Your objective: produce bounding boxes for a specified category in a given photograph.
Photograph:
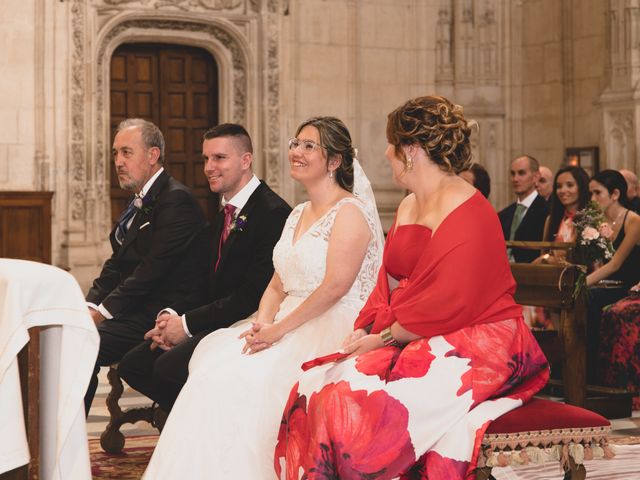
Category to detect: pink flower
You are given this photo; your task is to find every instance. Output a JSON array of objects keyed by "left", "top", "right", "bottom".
[
  {"left": 582, "top": 226, "right": 599, "bottom": 241},
  {"left": 598, "top": 222, "right": 613, "bottom": 240}
]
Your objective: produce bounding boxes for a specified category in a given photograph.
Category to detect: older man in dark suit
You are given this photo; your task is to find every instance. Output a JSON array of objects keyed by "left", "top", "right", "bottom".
[
  {"left": 498, "top": 155, "right": 549, "bottom": 263},
  {"left": 118, "top": 124, "right": 291, "bottom": 411},
  {"left": 84, "top": 118, "right": 209, "bottom": 413}
]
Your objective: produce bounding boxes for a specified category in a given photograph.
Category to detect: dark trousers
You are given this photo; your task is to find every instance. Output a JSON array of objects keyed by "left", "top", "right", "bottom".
[
  {"left": 85, "top": 317, "right": 151, "bottom": 415},
  {"left": 118, "top": 330, "right": 210, "bottom": 411}
]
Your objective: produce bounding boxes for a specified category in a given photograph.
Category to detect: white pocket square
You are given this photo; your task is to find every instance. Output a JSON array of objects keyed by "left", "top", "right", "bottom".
[{"left": 139, "top": 221, "right": 151, "bottom": 230}]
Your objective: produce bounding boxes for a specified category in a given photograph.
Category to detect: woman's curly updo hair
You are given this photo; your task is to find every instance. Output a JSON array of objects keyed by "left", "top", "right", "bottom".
[
  {"left": 295, "top": 116, "right": 355, "bottom": 192},
  {"left": 386, "top": 95, "right": 473, "bottom": 174}
]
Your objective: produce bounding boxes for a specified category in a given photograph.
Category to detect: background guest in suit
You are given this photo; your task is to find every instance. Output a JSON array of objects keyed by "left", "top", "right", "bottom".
[
  {"left": 84, "top": 118, "right": 209, "bottom": 413},
  {"left": 537, "top": 165, "right": 554, "bottom": 201},
  {"left": 459, "top": 162, "right": 491, "bottom": 199},
  {"left": 620, "top": 168, "right": 640, "bottom": 213},
  {"left": 499, "top": 155, "right": 549, "bottom": 262},
  {"left": 118, "top": 123, "right": 291, "bottom": 411}
]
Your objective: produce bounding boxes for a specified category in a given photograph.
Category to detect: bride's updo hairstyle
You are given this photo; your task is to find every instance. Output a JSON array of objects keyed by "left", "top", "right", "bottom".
[
  {"left": 295, "top": 116, "right": 355, "bottom": 192},
  {"left": 386, "top": 95, "right": 473, "bottom": 174}
]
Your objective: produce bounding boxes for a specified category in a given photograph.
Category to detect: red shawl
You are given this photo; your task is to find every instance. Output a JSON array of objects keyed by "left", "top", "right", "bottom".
[{"left": 354, "top": 192, "right": 522, "bottom": 337}]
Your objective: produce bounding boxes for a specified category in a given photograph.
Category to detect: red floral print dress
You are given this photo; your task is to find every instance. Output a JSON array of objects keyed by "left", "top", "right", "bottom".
[
  {"left": 598, "top": 293, "right": 640, "bottom": 410},
  {"left": 275, "top": 192, "right": 549, "bottom": 480}
]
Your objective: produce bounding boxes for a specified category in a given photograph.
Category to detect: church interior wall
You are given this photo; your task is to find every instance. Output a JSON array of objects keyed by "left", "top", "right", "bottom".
[
  {"left": 0, "top": 0, "right": 631, "bottom": 290},
  {"left": 518, "top": 0, "right": 607, "bottom": 174},
  {"left": 284, "top": 0, "right": 437, "bottom": 227},
  {"left": 0, "top": 0, "right": 37, "bottom": 190}
]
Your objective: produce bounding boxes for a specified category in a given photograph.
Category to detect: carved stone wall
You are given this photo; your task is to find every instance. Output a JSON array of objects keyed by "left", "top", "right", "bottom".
[
  {"left": 434, "top": 0, "right": 506, "bottom": 207},
  {"left": 0, "top": 0, "right": 621, "bottom": 287},
  {"left": 58, "top": 0, "right": 286, "bottom": 288},
  {"left": 600, "top": 0, "right": 640, "bottom": 173}
]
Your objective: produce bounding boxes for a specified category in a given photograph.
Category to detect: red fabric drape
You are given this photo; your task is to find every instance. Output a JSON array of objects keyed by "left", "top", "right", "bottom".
[{"left": 354, "top": 192, "right": 522, "bottom": 336}]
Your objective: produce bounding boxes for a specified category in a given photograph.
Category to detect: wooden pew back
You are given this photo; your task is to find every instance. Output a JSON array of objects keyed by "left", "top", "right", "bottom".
[{"left": 506, "top": 241, "right": 587, "bottom": 407}]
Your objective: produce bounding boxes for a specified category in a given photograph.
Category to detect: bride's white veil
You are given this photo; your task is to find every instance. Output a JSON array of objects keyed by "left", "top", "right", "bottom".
[{"left": 352, "top": 154, "right": 385, "bottom": 268}]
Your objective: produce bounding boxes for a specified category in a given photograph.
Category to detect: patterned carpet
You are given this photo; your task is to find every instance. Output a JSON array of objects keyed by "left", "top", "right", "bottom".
[
  {"left": 90, "top": 435, "right": 158, "bottom": 480},
  {"left": 89, "top": 436, "right": 640, "bottom": 479}
]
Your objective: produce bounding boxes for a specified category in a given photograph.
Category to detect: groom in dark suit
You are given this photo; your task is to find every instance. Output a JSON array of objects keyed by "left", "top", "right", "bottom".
[
  {"left": 84, "top": 118, "right": 209, "bottom": 413},
  {"left": 498, "top": 155, "right": 549, "bottom": 263},
  {"left": 118, "top": 123, "right": 291, "bottom": 411}
]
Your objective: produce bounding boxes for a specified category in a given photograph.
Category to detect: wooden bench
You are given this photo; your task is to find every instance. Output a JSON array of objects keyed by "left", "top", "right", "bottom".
[
  {"left": 99, "top": 364, "right": 166, "bottom": 454},
  {"left": 506, "top": 241, "right": 632, "bottom": 416},
  {"left": 510, "top": 261, "right": 586, "bottom": 406},
  {"left": 475, "top": 248, "right": 616, "bottom": 479}
]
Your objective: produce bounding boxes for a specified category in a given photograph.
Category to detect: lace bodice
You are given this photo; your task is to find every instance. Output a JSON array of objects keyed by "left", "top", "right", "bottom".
[{"left": 273, "top": 197, "right": 382, "bottom": 311}]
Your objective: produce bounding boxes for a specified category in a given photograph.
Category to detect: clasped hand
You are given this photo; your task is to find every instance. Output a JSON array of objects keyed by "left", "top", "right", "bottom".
[
  {"left": 238, "top": 322, "right": 283, "bottom": 354},
  {"left": 144, "top": 313, "right": 187, "bottom": 351},
  {"left": 340, "top": 328, "right": 384, "bottom": 357}
]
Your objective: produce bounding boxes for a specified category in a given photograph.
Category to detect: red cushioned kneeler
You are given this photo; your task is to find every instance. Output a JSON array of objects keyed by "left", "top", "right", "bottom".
[
  {"left": 486, "top": 398, "right": 610, "bottom": 434},
  {"left": 476, "top": 398, "right": 613, "bottom": 480}
]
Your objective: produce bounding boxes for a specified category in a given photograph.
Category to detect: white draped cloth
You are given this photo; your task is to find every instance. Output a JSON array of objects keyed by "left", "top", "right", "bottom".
[{"left": 0, "top": 259, "right": 99, "bottom": 480}]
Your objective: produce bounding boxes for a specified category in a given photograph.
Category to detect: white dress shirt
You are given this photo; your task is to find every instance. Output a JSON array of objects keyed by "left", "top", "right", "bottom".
[{"left": 516, "top": 189, "right": 539, "bottom": 215}]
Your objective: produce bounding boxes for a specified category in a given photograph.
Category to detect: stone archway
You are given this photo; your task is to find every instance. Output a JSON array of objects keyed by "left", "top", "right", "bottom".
[{"left": 64, "top": 1, "right": 286, "bottom": 288}]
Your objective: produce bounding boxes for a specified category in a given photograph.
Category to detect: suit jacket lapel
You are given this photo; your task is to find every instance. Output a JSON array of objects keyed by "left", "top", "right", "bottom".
[
  {"left": 210, "top": 211, "right": 225, "bottom": 270},
  {"left": 504, "top": 204, "right": 515, "bottom": 237},
  {"left": 119, "top": 170, "right": 169, "bottom": 252},
  {"left": 517, "top": 196, "right": 540, "bottom": 234},
  {"left": 215, "top": 183, "right": 265, "bottom": 275},
  {"left": 120, "top": 210, "right": 145, "bottom": 251}
]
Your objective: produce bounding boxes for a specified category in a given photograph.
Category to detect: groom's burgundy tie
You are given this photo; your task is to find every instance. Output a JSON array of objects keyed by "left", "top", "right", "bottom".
[{"left": 215, "top": 204, "right": 236, "bottom": 271}]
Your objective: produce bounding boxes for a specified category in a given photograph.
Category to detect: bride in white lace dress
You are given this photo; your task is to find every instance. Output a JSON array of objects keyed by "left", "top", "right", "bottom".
[{"left": 143, "top": 117, "right": 384, "bottom": 479}]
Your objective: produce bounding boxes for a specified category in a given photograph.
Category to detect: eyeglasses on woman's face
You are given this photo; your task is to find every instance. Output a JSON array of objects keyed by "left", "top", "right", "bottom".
[{"left": 288, "top": 138, "right": 325, "bottom": 154}]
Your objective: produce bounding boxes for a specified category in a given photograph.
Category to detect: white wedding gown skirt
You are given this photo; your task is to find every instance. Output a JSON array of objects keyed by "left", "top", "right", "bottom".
[
  {"left": 143, "top": 198, "right": 383, "bottom": 479},
  {"left": 143, "top": 295, "right": 359, "bottom": 479}
]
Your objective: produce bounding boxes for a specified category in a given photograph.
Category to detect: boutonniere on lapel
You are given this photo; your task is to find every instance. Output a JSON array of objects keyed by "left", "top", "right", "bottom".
[
  {"left": 133, "top": 194, "right": 154, "bottom": 215},
  {"left": 229, "top": 215, "right": 248, "bottom": 234}
]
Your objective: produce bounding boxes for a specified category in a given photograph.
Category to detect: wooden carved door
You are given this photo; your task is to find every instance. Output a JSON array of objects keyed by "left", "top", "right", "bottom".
[{"left": 109, "top": 43, "right": 219, "bottom": 223}]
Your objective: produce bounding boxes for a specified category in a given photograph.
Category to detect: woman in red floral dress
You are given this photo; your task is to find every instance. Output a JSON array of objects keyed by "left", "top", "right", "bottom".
[
  {"left": 598, "top": 282, "right": 640, "bottom": 410},
  {"left": 274, "top": 96, "right": 550, "bottom": 480}
]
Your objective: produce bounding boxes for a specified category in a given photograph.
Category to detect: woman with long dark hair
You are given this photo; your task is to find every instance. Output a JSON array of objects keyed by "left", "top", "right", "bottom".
[
  {"left": 586, "top": 169, "right": 640, "bottom": 288},
  {"left": 585, "top": 169, "right": 640, "bottom": 382},
  {"left": 534, "top": 165, "right": 590, "bottom": 264}
]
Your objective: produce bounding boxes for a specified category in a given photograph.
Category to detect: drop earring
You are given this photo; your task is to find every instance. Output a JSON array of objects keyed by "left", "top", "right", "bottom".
[
  {"left": 406, "top": 156, "right": 413, "bottom": 170},
  {"left": 329, "top": 170, "right": 333, "bottom": 178}
]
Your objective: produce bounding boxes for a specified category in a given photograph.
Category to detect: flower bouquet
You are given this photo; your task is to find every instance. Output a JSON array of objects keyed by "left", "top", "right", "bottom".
[{"left": 572, "top": 201, "right": 615, "bottom": 297}]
